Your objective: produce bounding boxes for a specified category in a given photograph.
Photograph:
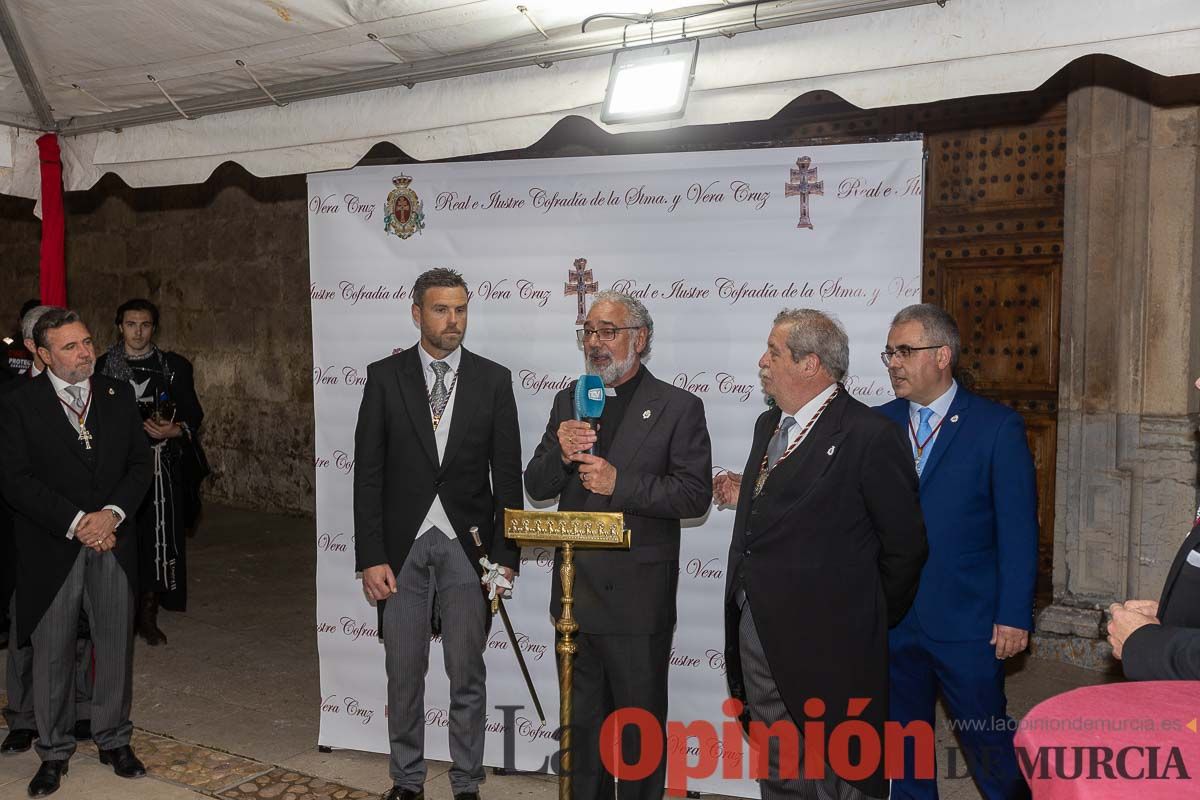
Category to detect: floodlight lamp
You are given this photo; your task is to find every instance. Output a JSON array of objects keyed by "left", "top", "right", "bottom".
[{"left": 600, "top": 39, "right": 698, "bottom": 124}]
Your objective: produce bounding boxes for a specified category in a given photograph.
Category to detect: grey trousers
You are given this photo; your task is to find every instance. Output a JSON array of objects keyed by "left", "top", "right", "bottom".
[
  {"left": 383, "top": 529, "right": 487, "bottom": 793},
  {"left": 3, "top": 595, "right": 93, "bottom": 731},
  {"left": 738, "top": 595, "right": 869, "bottom": 800},
  {"left": 32, "top": 547, "right": 134, "bottom": 761}
]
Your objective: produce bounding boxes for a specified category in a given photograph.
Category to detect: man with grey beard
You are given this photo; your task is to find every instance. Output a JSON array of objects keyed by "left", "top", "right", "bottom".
[{"left": 525, "top": 291, "right": 712, "bottom": 800}]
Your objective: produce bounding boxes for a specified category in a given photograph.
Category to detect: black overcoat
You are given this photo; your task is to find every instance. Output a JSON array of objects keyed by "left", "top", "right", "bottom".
[
  {"left": 723, "top": 387, "right": 927, "bottom": 798},
  {"left": 1124, "top": 522, "right": 1200, "bottom": 680},
  {"left": 0, "top": 373, "right": 152, "bottom": 643}
]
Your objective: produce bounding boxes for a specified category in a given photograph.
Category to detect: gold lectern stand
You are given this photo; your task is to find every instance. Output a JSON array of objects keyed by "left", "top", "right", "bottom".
[{"left": 505, "top": 509, "right": 631, "bottom": 800}]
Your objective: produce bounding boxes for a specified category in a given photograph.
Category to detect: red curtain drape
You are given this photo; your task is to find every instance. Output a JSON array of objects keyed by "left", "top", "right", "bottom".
[{"left": 36, "top": 133, "right": 66, "bottom": 306}]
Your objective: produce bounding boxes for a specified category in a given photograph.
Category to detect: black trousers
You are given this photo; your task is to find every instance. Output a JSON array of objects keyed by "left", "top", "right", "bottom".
[
  {"left": 563, "top": 630, "right": 672, "bottom": 800},
  {"left": 0, "top": 507, "right": 14, "bottom": 632}
]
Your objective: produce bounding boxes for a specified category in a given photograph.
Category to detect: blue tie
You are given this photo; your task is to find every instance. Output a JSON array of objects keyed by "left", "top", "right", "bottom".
[{"left": 915, "top": 407, "right": 935, "bottom": 476}]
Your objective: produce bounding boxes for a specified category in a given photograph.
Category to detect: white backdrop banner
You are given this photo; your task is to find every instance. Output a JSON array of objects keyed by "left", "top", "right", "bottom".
[{"left": 308, "top": 139, "right": 923, "bottom": 797}]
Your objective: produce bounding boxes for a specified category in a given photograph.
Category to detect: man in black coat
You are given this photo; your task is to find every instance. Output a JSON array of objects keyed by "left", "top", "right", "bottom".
[
  {"left": 2, "top": 304, "right": 97, "bottom": 758},
  {"left": 96, "top": 298, "right": 205, "bottom": 645},
  {"left": 0, "top": 309, "right": 152, "bottom": 796},
  {"left": 1109, "top": 524, "right": 1200, "bottom": 680},
  {"left": 718, "top": 309, "right": 927, "bottom": 800},
  {"left": 354, "top": 268, "right": 523, "bottom": 800},
  {"left": 1107, "top": 378, "right": 1200, "bottom": 680},
  {"left": 525, "top": 291, "right": 713, "bottom": 800}
]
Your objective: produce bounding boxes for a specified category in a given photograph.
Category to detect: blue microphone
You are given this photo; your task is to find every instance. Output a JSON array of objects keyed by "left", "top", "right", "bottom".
[{"left": 573, "top": 374, "right": 606, "bottom": 455}]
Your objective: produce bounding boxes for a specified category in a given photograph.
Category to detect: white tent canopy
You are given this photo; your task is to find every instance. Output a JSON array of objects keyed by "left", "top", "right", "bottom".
[{"left": 1, "top": 0, "right": 1199, "bottom": 201}]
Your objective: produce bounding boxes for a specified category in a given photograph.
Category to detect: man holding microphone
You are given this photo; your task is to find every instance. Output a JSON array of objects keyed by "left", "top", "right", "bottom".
[{"left": 525, "top": 290, "right": 712, "bottom": 800}]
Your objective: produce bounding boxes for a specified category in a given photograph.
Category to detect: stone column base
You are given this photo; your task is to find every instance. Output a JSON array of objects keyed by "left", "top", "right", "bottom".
[{"left": 1031, "top": 603, "right": 1113, "bottom": 671}]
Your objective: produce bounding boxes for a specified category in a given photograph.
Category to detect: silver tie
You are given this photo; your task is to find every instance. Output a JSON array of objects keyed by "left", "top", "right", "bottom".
[
  {"left": 766, "top": 416, "right": 797, "bottom": 469},
  {"left": 430, "top": 361, "right": 451, "bottom": 421},
  {"left": 64, "top": 385, "right": 86, "bottom": 412}
]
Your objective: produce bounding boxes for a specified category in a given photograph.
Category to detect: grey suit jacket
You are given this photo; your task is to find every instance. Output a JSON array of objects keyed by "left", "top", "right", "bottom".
[{"left": 524, "top": 368, "right": 712, "bottom": 635}]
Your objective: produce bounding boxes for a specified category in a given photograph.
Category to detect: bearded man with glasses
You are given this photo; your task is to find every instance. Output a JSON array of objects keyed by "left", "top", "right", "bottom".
[
  {"left": 876, "top": 303, "right": 1038, "bottom": 800},
  {"left": 525, "top": 290, "right": 712, "bottom": 800}
]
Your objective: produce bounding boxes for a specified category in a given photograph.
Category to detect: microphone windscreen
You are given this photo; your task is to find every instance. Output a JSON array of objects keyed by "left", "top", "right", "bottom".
[{"left": 574, "top": 373, "right": 606, "bottom": 420}]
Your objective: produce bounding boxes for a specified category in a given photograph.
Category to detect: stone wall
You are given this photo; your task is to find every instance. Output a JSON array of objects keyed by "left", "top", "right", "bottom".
[
  {"left": 1034, "top": 59, "right": 1200, "bottom": 668},
  {"left": 0, "top": 193, "right": 40, "bottom": 311}
]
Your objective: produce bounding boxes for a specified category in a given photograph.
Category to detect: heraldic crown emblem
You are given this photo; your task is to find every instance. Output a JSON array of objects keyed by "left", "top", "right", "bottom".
[{"left": 385, "top": 174, "right": 426, "bottom": 239}]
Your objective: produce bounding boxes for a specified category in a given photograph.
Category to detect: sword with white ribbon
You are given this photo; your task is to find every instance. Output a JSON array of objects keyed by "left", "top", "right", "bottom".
[{"left": 470, "top": 526, "right": 546, "bottom": 722}]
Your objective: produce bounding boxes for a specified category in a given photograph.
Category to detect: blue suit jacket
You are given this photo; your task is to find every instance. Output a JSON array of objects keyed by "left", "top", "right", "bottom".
[{"left": 877, "top": 387, "right": 1038, "bottom": 641}]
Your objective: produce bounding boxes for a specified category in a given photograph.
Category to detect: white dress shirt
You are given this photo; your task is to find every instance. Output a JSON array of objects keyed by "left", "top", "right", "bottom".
[
  {"left": 46, "top": 368, "right": 126, "bottom": 539},
  {"left": 907, "top": 380, "right": 958, "bottom": 459},
  {"left": 779, "top": 382, "right": 839, "bottom": 450},
  {"left": 416, "top": 344, "right": 461, "bottom": 541}
]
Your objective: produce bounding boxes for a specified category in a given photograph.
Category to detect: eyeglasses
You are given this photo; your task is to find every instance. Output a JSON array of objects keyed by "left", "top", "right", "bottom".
[
  {"left": 576, "top": 326, "right": 641, "bottom": 344},
  {"left": 880, "top": 345, "right": 945, "bottom": 366}
]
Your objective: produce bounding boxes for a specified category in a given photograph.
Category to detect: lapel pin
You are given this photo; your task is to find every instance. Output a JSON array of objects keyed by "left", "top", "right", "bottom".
[
  {"left": 950, "top": 414, "right": 959, "bottom": 423},
  {"left": 108, "top": 388, "right": 115, "bottom": 396},
  {"left": 642, "top": 410, "right": 651, "bottom": 420},
  {"left": 826, "top": 445, "right": 836, "bottom": 456}
]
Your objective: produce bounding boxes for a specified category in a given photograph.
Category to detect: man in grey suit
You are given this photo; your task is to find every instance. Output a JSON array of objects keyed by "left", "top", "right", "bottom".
[
  {"left": 525, "top": 291, "right": 713, "bottom": 800},
  {"left": 0, "top": 309, "right": 152, "bottom": 797},
  {"left": 354, "top": 268, "right": 523, "bottom": 800}
]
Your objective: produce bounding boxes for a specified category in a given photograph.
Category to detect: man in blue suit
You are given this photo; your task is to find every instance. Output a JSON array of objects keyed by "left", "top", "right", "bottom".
[{"left": 876, "top": 304, "right": 1037, "bottom": 800}]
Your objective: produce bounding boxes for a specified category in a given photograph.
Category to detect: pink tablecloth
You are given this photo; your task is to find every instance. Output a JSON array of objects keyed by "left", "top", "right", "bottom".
[{"left": 1014, "top": 681, "right": 1200, "bottom": 799}]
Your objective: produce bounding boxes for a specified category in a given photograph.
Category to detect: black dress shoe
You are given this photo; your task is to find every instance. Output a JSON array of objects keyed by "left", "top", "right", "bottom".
[
  {"left": 97, "top": 745, "right": 146, "bottom": 778},
  {"left": 27, "top": 759, "right": 68, "bottom": 797},
  {"left": 381, "top": 788, "right": 424, "bottom": 800},
  {"left": 453, "top": 793, "right": 480, "bottom": 800},
  {"left": 1, "top": 728, "right": 37, "bottom": 754},
  {"left": 73, "top": 719, "right": 92, "bottom": 741}
]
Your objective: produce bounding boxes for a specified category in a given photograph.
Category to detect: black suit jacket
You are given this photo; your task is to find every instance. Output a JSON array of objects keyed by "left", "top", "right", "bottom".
[
  {"left": 524, "top": 368, "right": 712, "bottom": 635},
  {"left": 1124, "top": 522, "right": 1200, "bottom": 680},
  {"left": 353, "top": 346, "right": 523, "bottom": 581},
  {"left": 0, "top": 372, "right": 153, "bottom": 643},
  {"left": 0, "top": 372, "right": 23, "bottom": 616},
  {"left": 722, "top": 387, "right": 927, "bottom": 799}
]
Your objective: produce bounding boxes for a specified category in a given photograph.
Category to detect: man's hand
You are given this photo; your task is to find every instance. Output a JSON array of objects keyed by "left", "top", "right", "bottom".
[
  {"left": 1107, "top": 603, "right": 1160, "bottom": 660},
  {"left": 144, "top": 419, "right": 183, "bottom": 440},
  {"left": 991, "top": 624, "right": 1029, "bottom": 659},
  {"left": 557, "top": 420, "right": 597, "bottom": 465},
  {"left": 362, "top": 564, "right": 397, "bottom": 602},
  {"left": 481, "top": 564, "right": 516, "bottom": 600},
  {"left": 713, "top": 472, "right": 742, "bottom": 507},
  {"left": 571, "top": 453, "right": 617, "bottom": 495},
  {"left": 76, "top": 511, "right": 118, "bottom": 552},
  {"left": 1122, "top": 599, "right": 1159, "bottom": 619}
]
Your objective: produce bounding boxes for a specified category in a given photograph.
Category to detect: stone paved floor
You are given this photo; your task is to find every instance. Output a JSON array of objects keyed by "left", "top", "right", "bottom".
[{"left": 1, "top": 504, "right": 1120, "bottom": 799}]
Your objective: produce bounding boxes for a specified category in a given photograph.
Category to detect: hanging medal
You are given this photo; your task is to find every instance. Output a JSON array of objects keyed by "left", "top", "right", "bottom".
[
  {"left": 58, "top": 383, "right": 95, "bottom": 450},
  {"left": 908, "top": 414, "right": 946, "bottom": 470},
  {"left": 752, "top": 389, "right": 839, "bottom": 497}
]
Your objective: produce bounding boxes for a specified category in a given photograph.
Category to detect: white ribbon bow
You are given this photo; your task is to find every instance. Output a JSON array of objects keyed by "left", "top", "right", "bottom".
[{"left": 479, "top": 556, "right": 513, "bottom": 600}]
